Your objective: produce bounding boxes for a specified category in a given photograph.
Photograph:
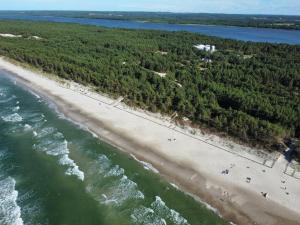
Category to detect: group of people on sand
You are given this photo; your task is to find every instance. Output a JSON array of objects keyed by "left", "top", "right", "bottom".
[
  {"left": 168, "top": 138, "right": 176, "bottom": 142},
  {"left": 220, "top": 163, "right": 291, "bottom": 199}
]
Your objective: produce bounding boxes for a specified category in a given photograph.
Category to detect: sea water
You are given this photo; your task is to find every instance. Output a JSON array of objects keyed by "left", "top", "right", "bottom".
[
  {"left": 0, "top": 70, "right": 228, "bottom": 225},
  {"left": 0, "top": 15, "right": 300, "bottom": 44}
]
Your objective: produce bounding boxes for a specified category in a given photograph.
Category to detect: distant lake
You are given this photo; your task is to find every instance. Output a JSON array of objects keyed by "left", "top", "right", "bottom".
[{"left": 1, "top": 14, "right": 300, "bottom": 44}]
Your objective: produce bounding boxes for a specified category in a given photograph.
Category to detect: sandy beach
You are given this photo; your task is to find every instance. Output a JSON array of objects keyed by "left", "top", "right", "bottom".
[{"left": 0, "top": 57, "right": 300, "bottom": 225}]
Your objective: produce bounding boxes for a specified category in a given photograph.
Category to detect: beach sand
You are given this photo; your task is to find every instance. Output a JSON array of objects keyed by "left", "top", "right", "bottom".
[{"left": 1, "top": 57, "right": 300, "bottom": 225}]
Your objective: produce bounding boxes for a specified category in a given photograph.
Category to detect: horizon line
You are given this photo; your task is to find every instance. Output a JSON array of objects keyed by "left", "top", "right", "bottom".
[{"left": 0, "top": 10, "right": 299, "bottom": 17}]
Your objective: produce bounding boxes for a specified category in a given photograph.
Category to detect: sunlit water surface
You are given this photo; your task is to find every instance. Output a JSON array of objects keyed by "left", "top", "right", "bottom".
[{"left": 0, "top": 71, "right": 228, "bottom": 225}]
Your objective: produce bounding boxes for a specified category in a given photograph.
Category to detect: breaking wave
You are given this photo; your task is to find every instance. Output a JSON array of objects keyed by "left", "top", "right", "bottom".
[
  {"left": 86, "top": 154, "right": 144, "bottom": 206},
  {"left": 106, "top": 175, "right": 145, "bottom": 205},
  {"left": 59, "top": 154, "right": 84, "bottom": 181},
  {"left": 0, "top": 177, "right": 24, "bottom": 225},
  {"left": 24, "top": 124, "right": 32, "bottom": 131},
  {"left": 22, "top": 112, "right": 46, "bottom": 129},
  {"left": 28, "top": 90, "right": 41, "bottom": 99},
  {"left": 0, "top": 88, "right": 7, "bottom": 98},
  {"left": 131, "top": 206, "right": 167, "bottom": 225},
  {"left": 17, "top": 188, "right": 48, "bottom": 225},
  {"left": 12, "top": 106, "right": 20, "bottom": 112},
  {"left": 0, "top": 95, "right": 16, "bottom": 104},
  {"left": 85, "top": 154, "right": 190, "bottom": 224},
  {"left": 130, "top": 154, "right": 159, "bottom": 174},
  {"left": 1, "top": 113, "right": 23, "bottom": 123},
  {"left": 33, "top": 127, "right": 84, "bottom": 181},
  {"left": 131, "top": 196, "right": 190, "bottom": 225},
  {"left": 151, "top": 196, "right": 190, "bottom": 225}
]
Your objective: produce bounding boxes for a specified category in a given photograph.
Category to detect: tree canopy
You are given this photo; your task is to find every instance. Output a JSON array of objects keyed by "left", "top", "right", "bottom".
[{"left": 0, "top": 20, "right": 299, "bottom": 151}]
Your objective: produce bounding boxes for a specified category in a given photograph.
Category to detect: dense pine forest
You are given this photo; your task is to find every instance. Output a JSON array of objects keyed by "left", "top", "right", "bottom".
[{"left": 0, "top": 20, "right": 299, "bottom": 153}]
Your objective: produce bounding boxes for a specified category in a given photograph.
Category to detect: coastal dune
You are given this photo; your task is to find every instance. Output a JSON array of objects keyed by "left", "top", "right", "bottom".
[{"left": 0, "top": 57, "right": 299, "bottom": 225}]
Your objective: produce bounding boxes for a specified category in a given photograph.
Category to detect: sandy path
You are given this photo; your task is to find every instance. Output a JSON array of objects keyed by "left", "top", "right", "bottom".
[{"left": 0, "top": 57, "right": 300, "bottom": 225}]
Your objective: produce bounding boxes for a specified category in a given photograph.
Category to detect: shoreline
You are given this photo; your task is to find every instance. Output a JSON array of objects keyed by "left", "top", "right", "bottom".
[{"left": 1, "top": 57, "right": 300, "bottom": 225}]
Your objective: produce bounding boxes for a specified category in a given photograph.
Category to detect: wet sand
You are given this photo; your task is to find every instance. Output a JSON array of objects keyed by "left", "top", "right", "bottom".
[{"left": 1, "top": 57, "right": 300, "bottom": 225}]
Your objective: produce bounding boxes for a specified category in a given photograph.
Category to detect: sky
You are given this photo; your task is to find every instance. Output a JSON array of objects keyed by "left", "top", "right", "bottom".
[{"left": 0, "top": 0, "right": 299, "bottom": 15}]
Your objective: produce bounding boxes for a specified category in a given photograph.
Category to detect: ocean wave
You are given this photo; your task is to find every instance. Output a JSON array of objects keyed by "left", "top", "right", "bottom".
[
  {"left": 35, "top": 138, "right": 69, "bottom": 156},
  {"left": 198, "top": 198, "right": 220, "bottom": 216},
  {"left": 23, "top": 112, "right": 45, "bottom": 123},
  {"left": 96, "top": 155, "right": 112, "bottom": 172},
  {"left": 151, "top": 196, "right": 190, "bottom": 225},
  {"left": 0, "top": 177, "right": 24, "bottom": 225},
  {"left": 105, "top": 165, "right": 125, "bottom": 177},
  {"left": 0, "top": 148, "right": 13, "bottom": 176},
  {"left": 131, "top": 206, "right": 167, "bottom": 225},
  {"left": 170, "top": 183, "right": 179, "bottom": 190},
  {"left": 100, "top": 175, "right": 145, "bottom": 206},
  {"left": 130, "top": 154, "right": 159, "bottom": 174},
  {"left": 24, "top": 124, "right": 32, "bottom": 131},
  {"left": 17, "top": 188, "right": 48, "bottom": 225},
  {"left": 86, "top": 154, "right": 144, "bottom": 206},
  {"left": 86, "top": 154, "right": 117, "bottom": 177},
  {"left": 35, "top": 127, "right": 56, "bottom": 138},
  {"left": 1, "top": 113, "right": 23, "bottom": 123},
  {"left": 12, "top": 106, "right": 20, "bottom": 112},
  {"left": 28, "top": 91, "right": 41, "bottom": 99},
  {"left": 0, "top": 148, "right": 8, "bottom": 160},
  {"left": 59, "top": 154, "right": 85, "bottom": 181},
  {"left": 0, "top": 95, "right": 16, "bottom": 104},
  {"left": 0, "top": 88, "right": 6, "bottom": 98},
  {"left": 33, "top": 127, "right": 84, "bottom": 181}
]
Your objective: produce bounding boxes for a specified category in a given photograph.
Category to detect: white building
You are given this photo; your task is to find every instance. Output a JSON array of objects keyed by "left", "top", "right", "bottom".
[
  {"left": 194, "top": 44, "right": 216, "bottom": 53},
  {"left": 211, "top": 45, "right": 216, "bottom": 52}
]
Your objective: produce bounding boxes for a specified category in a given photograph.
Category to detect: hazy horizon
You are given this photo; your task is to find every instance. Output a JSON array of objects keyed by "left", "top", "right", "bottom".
[
  {"left": 0, "top": 0, "right": 299, "bottom": 16},
  {"left": 0, "top": 10, "right": 299, "bottom": 17}
]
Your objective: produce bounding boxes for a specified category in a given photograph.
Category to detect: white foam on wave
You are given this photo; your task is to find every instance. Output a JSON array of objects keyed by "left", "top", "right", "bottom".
[
  {"left": 29, "top": 91, "right": 41, "bottom": 99},
  {"left": 0, "top": 177, "right": 24, "bottom": 225},
  {"left": 0, "top": 91, "right": 5, "bottom": 97},
  {"left": 151, "top": 196, "right": 190, "bottom": 225},
  {"left": 59, "top": 155, "right": 84, "bottom": 181},
  {"left": 0, "top": 151, "right": 6, "bottom": 160},
  {"left": 142, "top": 162, "right": 159, "bottom": 174},
  {"left": 17, "top": 187, "right": 48, "bottom": 225},
  {"left": 0, "top": 95, "right": 16, "bottom": 103},
  {"left": 131, "top": 206, "right": 167, "bottom": 225},
  {"left": 100, "top": 174, "right": 145, "bottom": 206},
  {"left": 30, "top": 115, "right": 47, "bottom": 129},
  {"left": 198, "top": 199, "right": 220, "bottom": 215},
  {"left": 1, "top": 113, "right": 23, "bottom": 123},
  {"left": 170, "top": 183, "right": 179, "bottom": 190},
  {"left": 96, "top": 155, "right": 111, "bottom": 172},
  {"left": 12, "top": 106, "right": 20, "bottom": 112},
  {"left": 24, "top": 124, "right": 32, "bottom": 131},
  {"left": 101, "top": 193, "right": 119, "bottom": 205},
  {"left": 35, "top": 127, "right": 56, "bottom": 138},
  {"left": 24, "top": 112, "right": 45, "bottom": 121},
  {"left": 98, "top": 175, "right": 145, "bottom": 206},
  {"left": 86, "top": 154, "right": 144, "bottom": 206},
  {"left": 130, "top": 154, "right": 159, "bottom": 174},
  {"left": 35, "top": 138, "right": 69, "bottom": 156},
  {"left": 34, "top": 127, "right": 84, "bottom": 181},
  {"left": 105, "top": 165, "right": 125, "bottom": 178}
]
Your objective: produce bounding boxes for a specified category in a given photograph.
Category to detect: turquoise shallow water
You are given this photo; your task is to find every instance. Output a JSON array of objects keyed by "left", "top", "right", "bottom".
[{"left": 0, "top": 71, "right": 228, "bottom": 225}]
